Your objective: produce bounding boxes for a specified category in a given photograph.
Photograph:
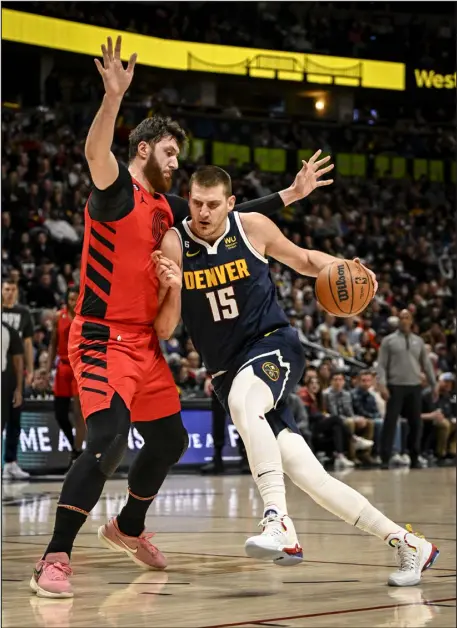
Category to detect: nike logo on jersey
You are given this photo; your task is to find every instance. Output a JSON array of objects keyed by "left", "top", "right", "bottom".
[
  {"left": 186, "top": 250, "right": 201, "bottom": 258},
  {"left": 184, "top": 258, "right": 250, "bottom": 290}
]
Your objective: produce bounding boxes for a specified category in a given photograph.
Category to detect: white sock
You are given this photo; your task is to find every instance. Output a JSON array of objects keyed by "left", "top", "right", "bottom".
[
  {"left": 228, "top": 367, "right": 287, "bottom": 513},
  {"left": 277, "top": 430, "right": 405, "bottom": 543},
  {"left": 355, "top": 504, "right": 406, "bottom": 543}
]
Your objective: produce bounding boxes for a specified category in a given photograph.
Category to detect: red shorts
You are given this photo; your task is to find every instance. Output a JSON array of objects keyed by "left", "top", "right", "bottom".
[
  {"left": 68, "top": 316, "right": 180, "bottom": 422},
  {"left": 53, "top": 360, "right": 78, "bottom": 398}
]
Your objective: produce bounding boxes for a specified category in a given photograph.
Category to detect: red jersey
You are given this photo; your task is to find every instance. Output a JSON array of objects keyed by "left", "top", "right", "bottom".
[
  {"left": 56, "top": 307, "right": 73, "bottom": 360},
  {"left": 75, "top": 163, "right": 175, "bottom": 327}
]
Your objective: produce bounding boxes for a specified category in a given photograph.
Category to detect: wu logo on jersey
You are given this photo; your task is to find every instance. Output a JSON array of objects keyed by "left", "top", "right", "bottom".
[
  {"left": 262, "top": 362, "right": 280, "bottom": 382},
  {"left": 224, "top": 235, "right": 237, "bottom": 250}
]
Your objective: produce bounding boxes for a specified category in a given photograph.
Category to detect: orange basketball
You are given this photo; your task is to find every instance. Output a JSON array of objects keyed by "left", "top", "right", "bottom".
[{"left": 315, "top": 259, "right": 374, "bottom": 317}]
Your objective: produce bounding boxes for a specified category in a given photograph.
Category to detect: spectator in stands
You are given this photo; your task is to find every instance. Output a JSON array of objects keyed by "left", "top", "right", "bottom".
[
  {"left": 421, "top": 372, "right": 456, "bottom": 465},
  {"left": 299, "top": 375, "right": 354, "bottom": 469},
  {"left": 378, "top": 309, "right": 438, "bottom": 469},
  {"left": 336, "top": 331, "right": 355, "bottom": 359},
  {"left": 33, "top": 231, "right": 55, "bottom": 264},
  {"left": 27, "top": 273, "right": 57, "bottom": 309},
  {"left": 351, "top": 371, "right": 385, "bottom": 466},
  {"left": 317, "top": 360, "right": 332, "bottom": 391},
  {"left": 316, "top": 313, "right": 338, "bottom": 348},
  {"left": 324, "top": 371, "right": 374, "bottom": 463}
]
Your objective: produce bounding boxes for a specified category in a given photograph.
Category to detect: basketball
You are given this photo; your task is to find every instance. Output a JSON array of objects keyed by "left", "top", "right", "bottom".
[{"left": 315, "top": 259, "right": 375, "bottom": 317}]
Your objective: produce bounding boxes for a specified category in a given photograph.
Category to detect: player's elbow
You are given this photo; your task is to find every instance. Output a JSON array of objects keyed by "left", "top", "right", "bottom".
[{"left": 154, "top": 322, "right": 174, "bottom": 341}]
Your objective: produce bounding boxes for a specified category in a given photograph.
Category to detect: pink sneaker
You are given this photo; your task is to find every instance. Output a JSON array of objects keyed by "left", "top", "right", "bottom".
[
  {"left": 30, "top": 552, "right": 73, "bottom": 598},
  {"left": 98, "top": 518, "right": 167, "bottom": 570}
]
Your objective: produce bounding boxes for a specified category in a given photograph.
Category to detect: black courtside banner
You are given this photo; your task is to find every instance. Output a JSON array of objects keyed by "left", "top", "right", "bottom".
[{"left": 9, "top": 399, "right": 241, "bottom": 474}]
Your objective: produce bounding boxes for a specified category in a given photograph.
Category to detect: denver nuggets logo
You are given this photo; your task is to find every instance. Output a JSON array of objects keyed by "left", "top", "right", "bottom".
[{"left": 262, "top": 362, "right": 280, "bottom": 382}]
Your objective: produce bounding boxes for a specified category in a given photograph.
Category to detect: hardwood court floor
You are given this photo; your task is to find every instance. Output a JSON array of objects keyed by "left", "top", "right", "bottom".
[{"left": 2, "top": 468, "right": 456, "bottom": 627}]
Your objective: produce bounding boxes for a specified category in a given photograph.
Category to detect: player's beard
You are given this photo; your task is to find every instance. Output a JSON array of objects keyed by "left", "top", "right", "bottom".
[{"left": 143, "top": 151, "right": 172, "bottom": 193}]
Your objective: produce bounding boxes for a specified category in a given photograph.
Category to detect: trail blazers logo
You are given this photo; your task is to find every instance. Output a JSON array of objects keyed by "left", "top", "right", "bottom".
[{"left": 262, "top": 362, "right": 280, "bottom": 382}]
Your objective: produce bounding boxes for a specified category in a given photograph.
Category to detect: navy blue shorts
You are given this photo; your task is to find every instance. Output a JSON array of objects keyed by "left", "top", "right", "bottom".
[{"left": 212, "top": 326, "right": 306, "bottom": 437}]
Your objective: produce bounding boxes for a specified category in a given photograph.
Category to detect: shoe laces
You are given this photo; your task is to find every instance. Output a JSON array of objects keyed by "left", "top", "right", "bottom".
[
  {"left": 42, "top": 561, "right": 73, "bottom": 580},
  {"left": 258, "top": 513, "right": 286, "bottom": 536},
  {"left": 396, "top": 524, "right": 422, "bottom": 572},
  {"left": 139, "top": 531, "right": 158, "bottom": 553}
]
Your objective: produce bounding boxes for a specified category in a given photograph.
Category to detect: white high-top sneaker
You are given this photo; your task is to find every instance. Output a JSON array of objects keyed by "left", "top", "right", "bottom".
[
  {"left": 3, "top": 461, "right": 30, "bottom": 480},
  {"left": 386, "top": 525, "right": 439, "bottom": 586},
  {"left": 244, "top": 508, "right": 303, "bottom": 567}
]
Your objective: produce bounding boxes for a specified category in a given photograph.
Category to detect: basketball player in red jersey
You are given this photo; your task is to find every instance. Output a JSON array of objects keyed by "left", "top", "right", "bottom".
[
  {"left": 46, "top": 288, "right": 85, "bottom": 464},
  {"left": 31, "top": 36, "right": 333, "bottom": 599}
]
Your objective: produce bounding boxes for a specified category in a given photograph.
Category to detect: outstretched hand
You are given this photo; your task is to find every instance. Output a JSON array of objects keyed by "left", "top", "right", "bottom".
[
  {"left": 94, "top": 36, "right": 137, "bottom": 100},
  {"left": 291, "top": 150, "right": 334, "bottom": 199}
]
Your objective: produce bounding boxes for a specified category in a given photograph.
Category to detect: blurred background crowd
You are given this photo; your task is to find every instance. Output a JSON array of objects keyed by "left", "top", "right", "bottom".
[
  {"left": 11, "top": 1, "right": 456, "bottom": 66},
  {"left": 2, "top": 1, "right": 455, "bottom": 471}
]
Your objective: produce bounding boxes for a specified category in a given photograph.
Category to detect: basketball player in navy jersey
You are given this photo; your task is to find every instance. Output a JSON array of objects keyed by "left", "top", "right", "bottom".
[{"left": 152, "top": 166, "right": 439, "bottom": 587}]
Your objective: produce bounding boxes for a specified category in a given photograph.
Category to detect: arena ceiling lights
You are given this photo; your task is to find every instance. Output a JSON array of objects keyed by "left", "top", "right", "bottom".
[{"left": 2, "top": 9, "right": 405, "bottom": 91}]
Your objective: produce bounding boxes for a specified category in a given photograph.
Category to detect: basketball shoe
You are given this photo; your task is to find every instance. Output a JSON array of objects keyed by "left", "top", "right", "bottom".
[
  {"left": 244, "top": 508, "right": 303, "bottom": 566},
  {"left": 98, "top": 517, "right": 167, "bottom": 570},
  {"left": 386, "top": 525, "right": 439, "bottom": 586},
  {"left": 30, "top": 552, "right": 73, "bottom": 598}
]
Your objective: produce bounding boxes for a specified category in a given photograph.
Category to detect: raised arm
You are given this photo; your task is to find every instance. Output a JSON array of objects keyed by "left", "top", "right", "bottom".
[
  {"left": 165, "top": 150, "right": 334, "bottom": 223},
  {"left": 151, "top": 230, "right": 183, "bottom": 340},
  {"left": 236, "top": 150, "right": 334, "bottom": 215},
  {"left": 85, "top": 36, "right": 137, "bottom": 191}
]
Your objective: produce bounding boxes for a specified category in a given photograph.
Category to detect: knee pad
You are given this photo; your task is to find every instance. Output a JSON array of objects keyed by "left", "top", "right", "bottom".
[
  {"left": 96, "top": 434, "right": 129, "bottom": 478},
  {"left": 86, "top": 392, "right": 130, "bottom": 478}
]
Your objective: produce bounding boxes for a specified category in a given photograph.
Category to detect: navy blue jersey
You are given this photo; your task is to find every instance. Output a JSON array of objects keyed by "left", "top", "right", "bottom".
[{"left": 173, "top": 211, "right": 289, "bottom": 374}]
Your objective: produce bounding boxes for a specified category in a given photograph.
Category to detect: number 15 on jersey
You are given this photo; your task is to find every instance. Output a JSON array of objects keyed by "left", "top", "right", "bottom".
[{"left": 206, "top": 287, "right": 239, "bottom": 322}]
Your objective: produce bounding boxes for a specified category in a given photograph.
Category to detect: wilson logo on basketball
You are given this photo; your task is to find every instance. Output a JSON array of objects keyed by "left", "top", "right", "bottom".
[
  {"left": 262, "top": 362, "right": 280, "bottom": 382},
  {"left": 336, "top": 264, "right": 349, "bottom": 302}
]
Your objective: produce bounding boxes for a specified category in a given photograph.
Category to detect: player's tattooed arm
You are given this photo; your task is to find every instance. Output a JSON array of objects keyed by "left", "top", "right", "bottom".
[
  {"left": 151, "top": 230, "right": 183, "bottom": 340},
  {"left": 235, "top": 150, "right": 334, "bottom": 216},
  {"left": 85, "top": 36, "right": 137, "bottom": 191}
]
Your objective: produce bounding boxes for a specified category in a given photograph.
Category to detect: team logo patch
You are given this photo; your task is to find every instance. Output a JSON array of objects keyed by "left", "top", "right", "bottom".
[
  {"left": 262, "top": 362, "right": 280, "bottom": 382},
  {"left": 224, "top": 235, "right": 237, "bottom": 250}
]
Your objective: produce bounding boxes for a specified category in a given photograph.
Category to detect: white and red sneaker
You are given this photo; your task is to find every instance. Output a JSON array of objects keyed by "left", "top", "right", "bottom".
[
  {"left": 387, "top": 524, "right": 439, "bottom": 586},
  {"left": 98, "top": 517, "right": 167, "bottom": 570},
  {"left": 245, "top": 508, "right": 303, "bottom": 567},
  {"left": 30, "top": 552, "right": 73, "bottom": 598}
]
